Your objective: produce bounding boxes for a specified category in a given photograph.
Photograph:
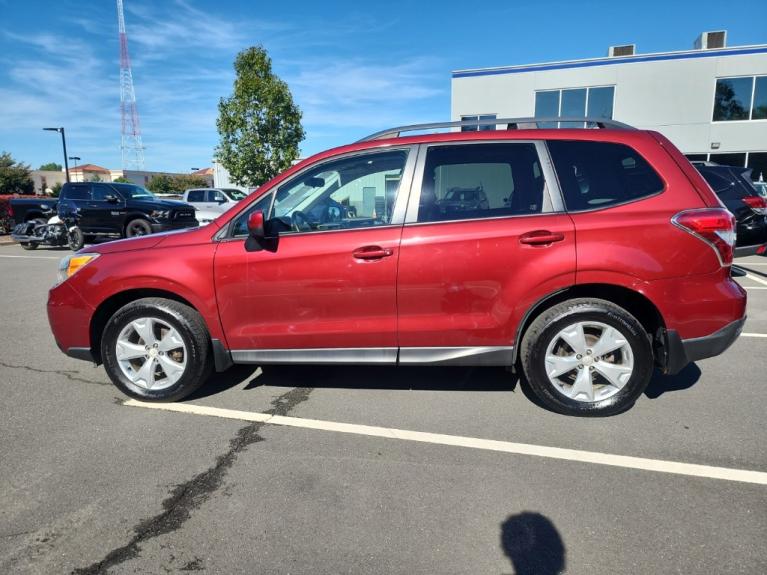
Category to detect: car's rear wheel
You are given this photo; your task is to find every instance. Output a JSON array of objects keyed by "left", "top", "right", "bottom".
[
  {"left": 101, "top": 298, "right": 212, "bottom": 402},
  {"left": 520, "top": 298, "right": 653, "bottom": 417},
  {"left": 125, "top": 219, "right": 152, "bottom": 238}
]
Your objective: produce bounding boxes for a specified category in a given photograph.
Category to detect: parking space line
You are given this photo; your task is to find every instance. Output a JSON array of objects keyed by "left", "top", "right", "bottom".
[
  {"left": 742, "top": 333, "right": 767, "bottom": 338},
  {"left": 0, "top": 254, "right": 60, "bottom": 260},
  {"left": 744, "top": 273, "right": 767, "bottom": 287},
  {"left": 743, "top": 287, "right": 767, "bottom": 290},
  {"left": 123, "top": 399, "right": 767, "bottom": 485}
]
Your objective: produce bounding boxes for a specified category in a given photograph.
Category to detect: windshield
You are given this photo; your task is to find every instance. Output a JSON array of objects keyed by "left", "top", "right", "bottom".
[
  {"left": 222, "top": 188, "right": 247, "bottom": 201},
  {"left": 113, "top": 184, "right": 156, "bottom": 200}
]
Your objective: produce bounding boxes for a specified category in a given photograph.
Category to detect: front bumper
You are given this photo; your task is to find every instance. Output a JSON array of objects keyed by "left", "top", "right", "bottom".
[{"left": 663, "top": 317, "right": 746, "bottom": 374}]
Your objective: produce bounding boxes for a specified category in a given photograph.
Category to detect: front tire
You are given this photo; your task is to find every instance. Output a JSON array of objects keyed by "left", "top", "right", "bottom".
[
  {"left": 520, "top": 298, "right": 653, "bottom": 417},
  {"left": 20, "top": 242, "right": 38, "bottom": 250},
  {"left": 125, "top": 218, "right": 152, "bottom": 238},
  {"left": 101, "top": 298, "right": 212, "bottom": 402},
  {"left": 68, "top": 227, "right": 85, "bottom": 251}
]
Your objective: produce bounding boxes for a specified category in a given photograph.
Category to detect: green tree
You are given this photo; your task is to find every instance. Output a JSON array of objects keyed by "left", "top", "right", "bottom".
[
  {"left": 91, "top": 174, "right": 102, "bottom": 182},
  {"left": 0, "top": 151, "right": 34, "bottom": 195},
  {"left": 39, "top": 162, "right": 62, "bottom": 171},
  {"left": 49, "top": 182, "right": 63, "bottom": 197},
  {"left": 112, "top": 176, "right": 132, "bottom": 183},
  {"left": 216, "top": 46, "right": 304, "bottom": 187},
  {"left": 173, "top": 174, "right": 209, "bottom": 191},
  {"left": 147, "top": 174, "right": 175, "bottom": 194}
]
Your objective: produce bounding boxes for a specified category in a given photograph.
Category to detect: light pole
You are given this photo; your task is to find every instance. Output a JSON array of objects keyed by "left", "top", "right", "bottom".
[
  {"left": 68, "top": 156, "right": 81, "bottom": 181},
  {"left": 43, "top": 127, "right": 70, "bottom": 183}
]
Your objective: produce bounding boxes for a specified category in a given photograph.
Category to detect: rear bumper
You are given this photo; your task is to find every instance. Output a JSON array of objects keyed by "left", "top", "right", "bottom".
[
  {"left": 734, "top": 243, "right": 767, "bottom": 257},
  {"left": 664, "top": 317, "right": 746, "bottom": 374}
]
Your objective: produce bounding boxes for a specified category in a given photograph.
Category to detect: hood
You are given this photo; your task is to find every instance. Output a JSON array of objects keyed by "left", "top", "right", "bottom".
[
  {"left": 130, "top": 199, "right": 194, "bottom": 210},
  {"left": 82, "top": 222, "right": 218, "bottom": 255}
]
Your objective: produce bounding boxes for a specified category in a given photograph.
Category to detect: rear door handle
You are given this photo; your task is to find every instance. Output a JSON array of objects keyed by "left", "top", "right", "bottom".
[
  {"left": 519, "top": 230, "right": 565, "bottom": 246},
  {"left": 352, "top": 245, "right": 394, "bottom": 260}
]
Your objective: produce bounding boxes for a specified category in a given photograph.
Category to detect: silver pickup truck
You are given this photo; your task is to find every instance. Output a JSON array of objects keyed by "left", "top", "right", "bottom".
[{"left": 181, "top": 188, "right": 249, "bottom": 224}]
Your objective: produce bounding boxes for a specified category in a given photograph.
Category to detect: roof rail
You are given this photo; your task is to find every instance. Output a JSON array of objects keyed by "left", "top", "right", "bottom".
[{"left": 359, "top": 117, "right": 635, "bottom": 142}]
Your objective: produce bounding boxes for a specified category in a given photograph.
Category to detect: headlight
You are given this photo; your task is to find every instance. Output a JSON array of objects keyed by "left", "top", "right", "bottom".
[
  {"left": 56, "top": 253, "right": 99, "bottom": 286},
  {"left": 150, "top": 209, "right": 170, "bottom": 219}
]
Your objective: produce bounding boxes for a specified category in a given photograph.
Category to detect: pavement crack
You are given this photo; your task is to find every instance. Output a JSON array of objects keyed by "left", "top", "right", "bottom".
[
  {"left": 0, "top": 361, "right": 108, "bottom": 387},
  {"left": 71, "top": 386, "right": 313, "bottom": 575}
]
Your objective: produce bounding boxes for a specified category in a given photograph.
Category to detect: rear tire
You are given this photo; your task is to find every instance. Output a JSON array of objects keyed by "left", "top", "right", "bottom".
[
  {"left": 100, "top": 298, "right": 212, "bottom": 402},
  {"left": 520, "top": 298, "right": 653, "bottom": 417},
  {"left": 20, "top": 242, "right": 38, "bottom": 250},
  {"left": 125, "top": 219, "right": 152, "bottom": 238}
]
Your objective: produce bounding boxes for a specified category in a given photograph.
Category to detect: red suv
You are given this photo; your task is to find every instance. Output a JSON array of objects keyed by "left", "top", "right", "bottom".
[{"left": 47, "top": 118, "right": 746, "bottom": 416}]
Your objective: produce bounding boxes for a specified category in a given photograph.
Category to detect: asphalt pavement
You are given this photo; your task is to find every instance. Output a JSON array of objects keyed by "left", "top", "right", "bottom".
[{"left": 1, "top": 244, "right": 765, "bottom": 574}]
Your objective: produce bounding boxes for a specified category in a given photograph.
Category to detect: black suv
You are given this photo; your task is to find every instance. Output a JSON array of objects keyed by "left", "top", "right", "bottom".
[
  {"left": 693, "top": 163, "right": 767, "bottom": 256},
  {"left": 57, "top": 182, "right": 198, "bottom": 240}
]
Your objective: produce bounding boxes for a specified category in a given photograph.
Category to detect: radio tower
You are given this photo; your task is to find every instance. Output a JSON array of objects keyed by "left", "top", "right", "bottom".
[{"left": 117, "top": 0, "right": 145, "bottom": 170}]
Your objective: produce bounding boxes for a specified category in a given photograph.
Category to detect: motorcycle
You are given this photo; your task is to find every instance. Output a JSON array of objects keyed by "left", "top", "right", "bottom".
[{"left": 11, "top": 214, "right": 85, "bottom": 251}]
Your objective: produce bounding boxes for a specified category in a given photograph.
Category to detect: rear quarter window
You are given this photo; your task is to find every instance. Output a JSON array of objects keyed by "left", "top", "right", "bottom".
[{"left": 548, "top": 141, "right": 664, "bottom": 211}]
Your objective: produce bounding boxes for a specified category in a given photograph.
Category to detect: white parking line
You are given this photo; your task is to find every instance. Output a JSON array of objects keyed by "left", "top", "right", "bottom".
[
  {"left": 744, "top": 273, "right": 767, "bottom": 287},
  {"left": 0, "top": 254, "right": 60, "bottom": 260},
  {"left": 743, "top": 287, "right": 767, "bottom": 290},
  {"left": 124, "top": 399, "right": 767, "bottom": 486},
  {"left": 742, "top": 333, "right": 767, "bottom": 338}
]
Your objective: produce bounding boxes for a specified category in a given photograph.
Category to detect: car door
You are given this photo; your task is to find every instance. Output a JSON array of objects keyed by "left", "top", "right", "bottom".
[
  {"left": 214, "top": 146, "right": 417, "bottom": 361},
  {"left": 207, "top": 189, "right": 229, "bottom": 214},
  {"left": 396, "top": 141, "right": 576, "bottom": 365},
  {"left": 84, "top": 184, "right": 126, "bottom": 233}
]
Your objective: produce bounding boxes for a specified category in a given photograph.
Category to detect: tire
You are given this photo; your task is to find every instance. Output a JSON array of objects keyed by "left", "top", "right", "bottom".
[
  {"left": 125, "top": 218, "right": 152, "bottom": 238},
  {"left": 100, "top": 298, "right": 212, "bottom": 402},
  {"left": 520, "top": 298, "right": 653, "bottom": 417},
  {"left": 68, "top": 227, "right": 85, "bottom": 251},
  {"left": 20, "top": 242, "right": 38, "bottom": 250}
]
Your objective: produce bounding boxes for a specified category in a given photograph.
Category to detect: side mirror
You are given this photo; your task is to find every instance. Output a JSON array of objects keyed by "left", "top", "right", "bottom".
[
  {"left": 105, "top": 194, "right": 119, "bottom": 203},
  {"left": 217, "top": 196, "right": 228, "bottom": 204},
  {"left": 247, "top": 210, "right": 265, "bottom": 239}
]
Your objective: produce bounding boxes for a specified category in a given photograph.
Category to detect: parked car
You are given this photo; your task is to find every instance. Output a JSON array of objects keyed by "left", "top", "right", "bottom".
[
  {"left": 752, "top": 180, "right": 767, "bottom": 200},
  {"left": 56, "top": 182, "right": 199, "bottom": 241},
  {"left": 48, "top": 117, "right": 746, "bottom": 416},
  {"left": 182, "top": 187, "right": 248, "bottom": 224},
  {"left": 692, "top": 163, "right": 767, "bottom": 256},
  {"left": 8, "top": 197, "right": 59, "bottom": 225}
]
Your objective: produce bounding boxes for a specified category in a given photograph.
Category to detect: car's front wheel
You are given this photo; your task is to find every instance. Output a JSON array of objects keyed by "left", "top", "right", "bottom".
[
  {"left": 101, "top": 298, "right": 212, "bottom": 402},
  {"left": 520, "top": 298, "right": 653, "bottom": 416}
]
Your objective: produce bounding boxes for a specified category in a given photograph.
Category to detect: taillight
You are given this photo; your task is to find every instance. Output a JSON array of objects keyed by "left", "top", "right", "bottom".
[
  {"left": 742, "top": 196, "right": 767, "bottom": 215},
  {"left": 672, "top": 208, "right": 736, "bottom": 266}
]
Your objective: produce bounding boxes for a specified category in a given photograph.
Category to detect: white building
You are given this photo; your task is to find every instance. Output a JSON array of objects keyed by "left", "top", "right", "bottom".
[{"left": 452, "top": 31, "right": 767, "bottom": 179}]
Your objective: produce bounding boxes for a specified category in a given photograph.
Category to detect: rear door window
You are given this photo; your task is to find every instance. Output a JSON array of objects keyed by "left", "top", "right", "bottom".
[
  {"left": 417, "top": 143, "right": 545, "bottom": 223},
  {"left": 187, "top": 190, "right": 205, "bottom": 202},
  {"left": 63, "top": 184, "right": 91, "bottom": 200},
  {"left": 548, "top": 141, "right": 664, "bottom": 211}
]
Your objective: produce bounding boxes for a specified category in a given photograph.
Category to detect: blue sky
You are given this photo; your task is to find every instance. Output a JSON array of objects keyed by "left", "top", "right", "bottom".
[{"left": 0, "top": 0, "right": 764, "bottom": 172}]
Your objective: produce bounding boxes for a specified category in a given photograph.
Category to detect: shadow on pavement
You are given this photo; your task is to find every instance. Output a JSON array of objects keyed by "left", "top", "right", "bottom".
[
  {"left": 244, "top": 364, "right": 518, "bottom": 392},
  {"left": 644, "top": 363, "right": 701, "bottom": 399},
  {"left": 500, "top": 512, "right": 565, "bottom": 575}
]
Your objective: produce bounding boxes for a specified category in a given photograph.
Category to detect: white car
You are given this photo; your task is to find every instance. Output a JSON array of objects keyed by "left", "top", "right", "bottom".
[{"left": 182, "top": 188, "right": 249, "bottom": 224}]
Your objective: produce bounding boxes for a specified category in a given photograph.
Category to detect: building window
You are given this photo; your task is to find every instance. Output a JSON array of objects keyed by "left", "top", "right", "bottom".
[
  {"left": 713, "top": 76, "right": 767, "bottom": 121},
  {"left": 747, "top": 152, "right": 767, "bottom": 181},
  {"left": 460, "top": 114, "right": 497, "bottom": 132},
  {"left": 534, "top": 86, "right": 614, "bottom": 127}
]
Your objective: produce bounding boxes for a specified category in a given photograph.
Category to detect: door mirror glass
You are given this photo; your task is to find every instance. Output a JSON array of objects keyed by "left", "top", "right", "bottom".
[
  {"left": 105, "top": 194, "right": 119, "bottom": 203},
  {"left": 247, "top": 210, "right": 265, "bottom": 238}
]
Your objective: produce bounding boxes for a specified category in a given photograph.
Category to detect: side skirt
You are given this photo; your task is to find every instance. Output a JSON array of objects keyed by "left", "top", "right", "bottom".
[{"left": 229, "top": 346, "right": 514, "bottom": 367}]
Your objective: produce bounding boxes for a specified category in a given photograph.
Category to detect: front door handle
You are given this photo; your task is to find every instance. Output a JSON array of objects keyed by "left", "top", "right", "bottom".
[
  {"left": 519, "top": 230, "right": 565, "bottom": 246},
  {"left": 352, "top": 245, "right": 394, "bottom": 260}
]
